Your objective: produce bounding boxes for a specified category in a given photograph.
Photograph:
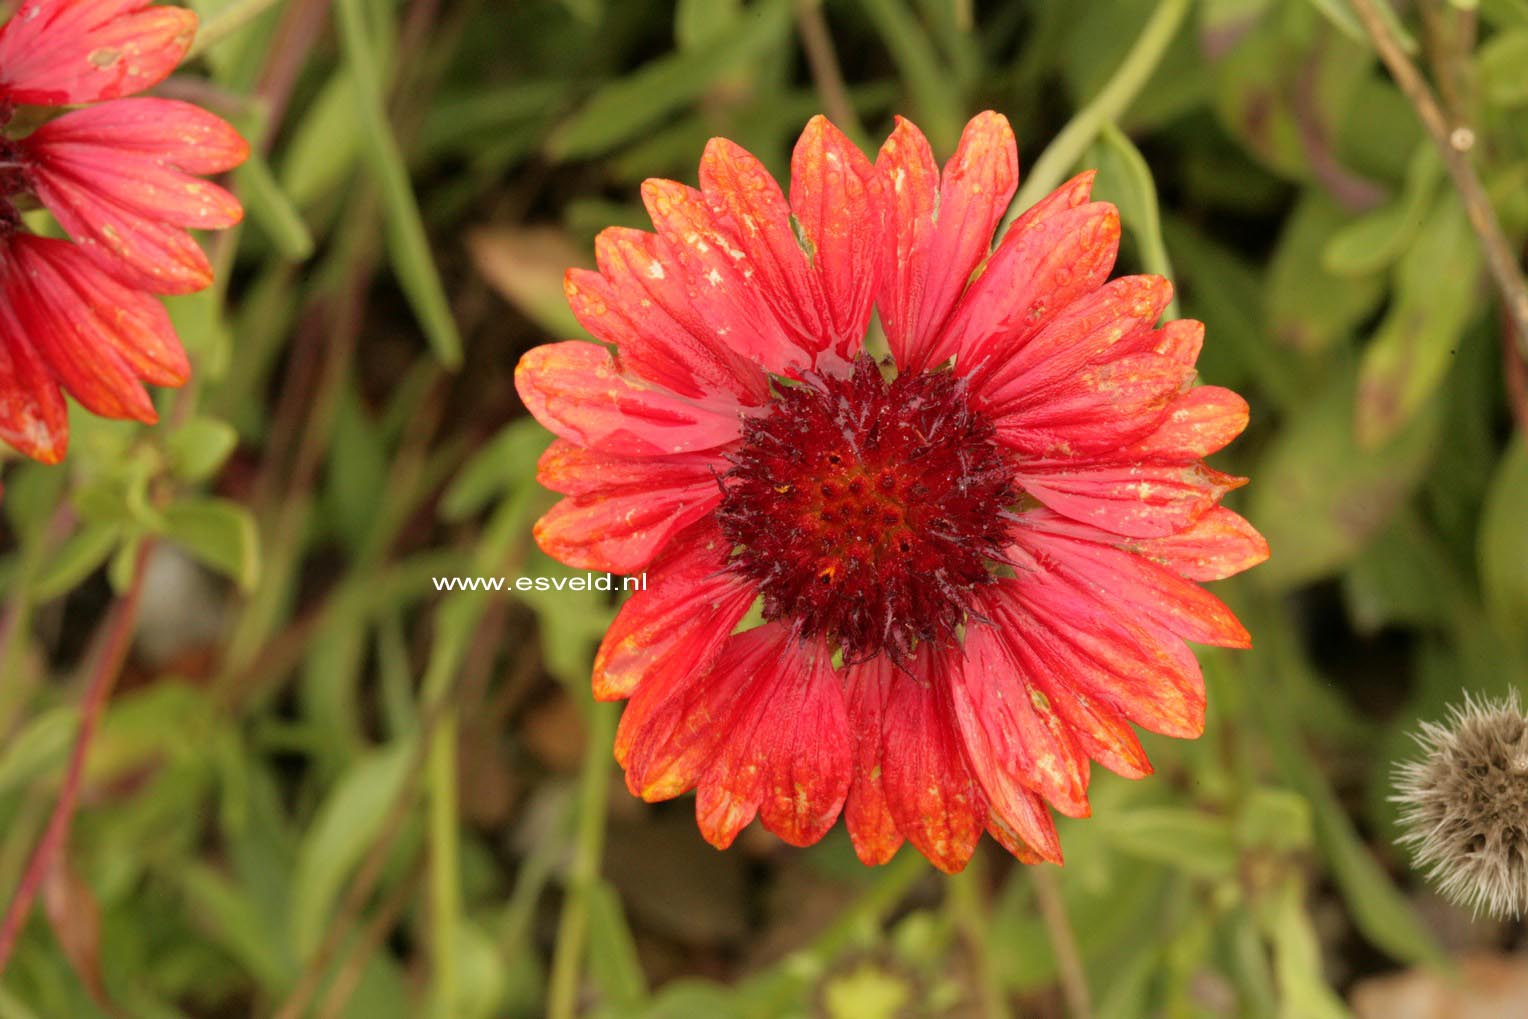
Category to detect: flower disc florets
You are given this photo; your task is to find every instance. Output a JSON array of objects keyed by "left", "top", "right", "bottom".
[{"left": 717, "top": 354, "right": 1015, "bottom": 664}]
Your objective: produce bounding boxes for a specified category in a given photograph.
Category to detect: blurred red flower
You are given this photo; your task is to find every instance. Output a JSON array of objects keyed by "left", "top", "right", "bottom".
[
  {"left": 0, "top": 0, "right": 246, "bottom": 463},
  {"left": 516, "top": 112, "right": 1269, "bottom": 871}
]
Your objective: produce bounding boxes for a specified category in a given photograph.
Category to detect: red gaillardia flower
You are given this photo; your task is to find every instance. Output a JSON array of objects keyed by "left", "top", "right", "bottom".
[
  {"left": 515, "top": 112, "right": 1269, "bottom": 871},
  {"left": 0, "top": 0, "right": 247, "bottom": 464}
]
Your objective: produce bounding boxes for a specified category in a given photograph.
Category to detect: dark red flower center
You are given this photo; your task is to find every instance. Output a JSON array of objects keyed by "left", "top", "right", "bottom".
[{"left": 717, "top": 355, "right": 1016, "bottom": 664}]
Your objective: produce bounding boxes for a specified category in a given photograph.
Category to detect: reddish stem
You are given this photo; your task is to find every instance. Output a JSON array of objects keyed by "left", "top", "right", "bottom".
[
  {"left": 0, "top": 544, "right": 152, "bottom": 977},
  {"left": 1505, "top": 311, "right": 1528, "bottom": 438}
]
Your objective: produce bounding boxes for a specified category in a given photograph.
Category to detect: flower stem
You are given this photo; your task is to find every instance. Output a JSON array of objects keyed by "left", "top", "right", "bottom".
[
  {"left": 793, "top": 0, "right": 867, "bottom": 147},
  {"left": 1031, "top": 866, "right": 1093, "bottom": 1019},
  {"left": 1349, "top": 0, "right": 1528, "bottom": 360},
  {"left": 948, "top": 858, "right": 1012, "bottom": 1019},
  {"left": 1006, "top": 0, "right": 1190, "bottom": 223},
  {"left": 0, "top": 543, "right": 151, "bottom": 977},
  {"left": 188, "top": 0, "right": 287, "bottom": 60},
  {"left": 546, "top": 700, "right": 618, "bottom": 1019}
]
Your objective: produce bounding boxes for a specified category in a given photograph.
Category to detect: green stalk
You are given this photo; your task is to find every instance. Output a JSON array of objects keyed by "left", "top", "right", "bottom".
[
  {"left": 187, "top": 0, "right": 286, "bottom": 59},
  {"left": 1006, "top": 0, "right": 1190, "bottom": 223},
  {"left": 546, "top": 701, "right": 619, "bottom": 1019},
  {"left": 949, "top": 859, "right": 1013, "bottom": 1019}
]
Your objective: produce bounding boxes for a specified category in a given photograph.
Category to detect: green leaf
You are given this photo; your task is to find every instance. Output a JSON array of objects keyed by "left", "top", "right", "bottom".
[
  {"left": 279, "top": 70, "right": 365, "bottom": 208},
  {"left": 454, "top": 919, "right": 508, "bottom": 1019},
  {"left": 675, "top": 0, "right": 741, "bottom": 49},
  {"left": 161, "top": 498, "right": 262, "bottom": 591},
  {"left": 1090, "top": 124, "right": 1179, "bottom": 319},
  {"left": 334, "top": 0, "right": 463, "bottom": 367},
  {"left": 441, "top": 418, "right": 550, "bottom": 521},
  {"left": 1262, "top": 877, "right": 1353, "bottom": 1019},
  {"left": 1480, "top": 436, "right": 1528, "bottom": 645},
  {"left": 1250, "top": 366, "right": 1442, "bottom": 589},
  {"left": 1356, "top": 191, "right": 1481, "bottom": 447},
  {"left": 1265, "top": 191, "right": 1385, "bottom": 353},
  {"left": 32, "top": 523, "right": 120, "bottom": 602},
  {"left": 1245, "top": 601, "right": 1448, "bottom": 968},
  {"left": 166, "top": 417, "right": 240, "bottom": 483},
  {"left": 1236, "top": 788, "right": 1314, "bottom": 854},
  {"left": 323, "top": 386, "right": 389, "bottom": 549},
  {"left": 174, "top": 862, "right": 293, "bottom": 992},
  {"left": 586, "top": 880, "right": 649, "bottom": 1006},
  {"left": 1323, "top": 146, "right": 1440, "bottom": 277},
  {"left": 547, "top": 0, "right": 790, "bottom": 160},
  {"left": 821, "top": 961, "right": 915, "bottom": 1019},
  {"left": 288, "top": 742, "right": 414, "bottom": 958},
  {"left": 1303, "top": 0, "right": 1418, "bottom": 54},
  {"left": 236, "top": 149, "right": 316, "bottom": 262},
  {"left": 1099, "top": 807, "right": 1239, "bottom": 878},
  {"left": 1479, "top": 28, "right": 1528, "bottom": 106}
]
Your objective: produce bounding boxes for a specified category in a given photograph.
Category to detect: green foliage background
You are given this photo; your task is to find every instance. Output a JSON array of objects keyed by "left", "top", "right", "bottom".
[{"left": 2, "top": 0, "right": 1528, "bottom": 1016}]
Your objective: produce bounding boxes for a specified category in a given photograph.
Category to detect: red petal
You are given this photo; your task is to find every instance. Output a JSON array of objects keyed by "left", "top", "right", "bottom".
[
  {"left": 0, "top": 0, "right": 195, "bottom": 106},
  {"left": 593, "top": 520, "right": 756, "bottom": 701},
  {"left": 942, "top": 182, "right": 1118, "bottom": 374},
  {"left": 568, "top": 228, "right": 768, "bottom": 403},
  {"left": 1017, "top": 460, "right": 1245, "bottom": 539},
  {"left": 534, "top": 487, "right": 720, "bottom": 574},
  {"left": 515, "top": 341, "right": 742, "bottom": 457},
  {"left": 1016, "top": 526, "right": 1251, "bottom": 648},
  {"left": 951, "top": 617, "right": 1091, "bottom": 818},
  {"left": 699, "top": 137, "right": 830, "bottom": 360},
  {"left": 1003, "top": 568, "right": 1207, "bottom": 739},
  {"left": 534, "top": 437, "right": 722, "bottom": 496},
  {"left": 749, "top": 642, "right": 852, "bottom": 846},
  {"left": 879, "top": 645, "right": 988, "bottom": 872},
  {"left": 875, "top": 112, "right": 1020, "bottom": 371},
  {"left": 24, "top": 101, "right": 245, "bottom": 295},
  {"left": 1124, "top": 507, "right": 1270, "bottom": 582},
  {"left": 1147, "top": 318, "right": 1204, "bottom": 366},
  {"left": 640, "top": 178, "right": 813, "bottom": 377},
  {"left": 26, "top": 98, "right": 248, "bottom": 174},
  {"left": 991, "top": 596, "right": 1152, "bottom": 779},
  {"left": 690, "top": 630, "right": 850, "bottom": 848},
  {"left": 0, "top": 291, "right": 69, "bottom": 463},
  {"left": 531, "top": 434, "right": 728, "bottom": 573},
  {"left": 789, "top": 116, "right": 885, "bottom": 359},
  {"left": 1126, "top": 385, "right": 1249, "bottom": 462},
  {"left": 841, "top": 656, "right": 905, "bottom": 866},
  {"left": 872, "top": 117, "right": 938, "bottom": 369},
  {"left": 994, "top": 352, "right": 1194, "bottom": 458},
  {"left": 0, "top": 233, "right": 185, "bottom": 424},
  {"left": 972, "top": 274, "right": 1172, "bottom": 416},
  {"left": 619, "top": 625, "right": 782, "bottom": 802},
  {"left": 950, "top": 620, "right": 1070, "bottom": 867}
]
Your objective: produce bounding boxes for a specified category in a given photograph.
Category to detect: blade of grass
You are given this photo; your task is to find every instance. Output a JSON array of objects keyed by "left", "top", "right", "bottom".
[
  {"left": 333, "top": 0, "right": 464, "bottom": 368},
  {"left": 236, "top": 150, "right": 317, "bottom": 262}
]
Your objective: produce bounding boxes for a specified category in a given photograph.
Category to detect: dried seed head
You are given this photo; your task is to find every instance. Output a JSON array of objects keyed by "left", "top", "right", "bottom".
[{"left": 1393, "top": 691, "right": 1528, "bottom": 919}]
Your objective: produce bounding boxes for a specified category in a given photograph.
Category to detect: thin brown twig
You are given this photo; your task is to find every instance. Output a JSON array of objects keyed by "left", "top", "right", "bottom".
[
  {"left": 1503, "top": 310, "right": 1528, "bottom": 437},
  {"left": 0, "top": 543, "right": 152, "bottom": 977},
  {"left": 792, "top": 0, "right": 865, "bottom": 141},
  {"left": 1349, "top": 0, "right": 1528, "bottom": 361},
  {"left": 314, "top": 861, "right": 425, "bottom": 1019},
  {"left": 1031, "top": 866, "right": 1092, "bottom": 1019}
]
